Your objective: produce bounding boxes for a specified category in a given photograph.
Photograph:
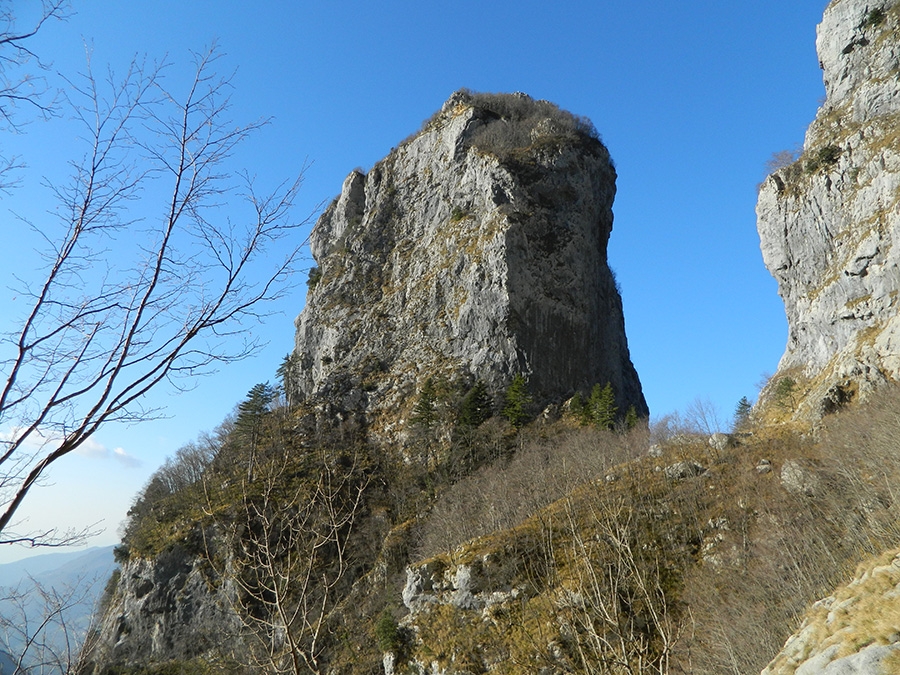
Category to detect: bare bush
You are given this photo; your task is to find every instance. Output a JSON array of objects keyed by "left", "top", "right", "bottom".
[
  {"left": 0, "top": 572, "right": 101, "bottom": 675},
  {"left": 213, "top": 448, "right": 368, "bottom": 675},
  {"left": 418, "top": 425, "right": 647, "bottom": 558},
  {"left": 448, "top": 90, "right": 601, "bottom": 159}
]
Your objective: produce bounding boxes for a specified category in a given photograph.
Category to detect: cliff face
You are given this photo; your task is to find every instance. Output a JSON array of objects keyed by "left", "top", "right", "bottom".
[
  {"left": 757, "top": 0, "right": 900, "bottom": 416},
  {"left": 293, "top": 90, "right": 647, "bottom": 436},
  {"left": 81, "top": 545, "right": 244, "bottom": 672}
]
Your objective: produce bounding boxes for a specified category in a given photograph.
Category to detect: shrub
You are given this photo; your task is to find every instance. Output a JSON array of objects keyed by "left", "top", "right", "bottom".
[
  {"left": 374, "top": 611, "right": 403, "bottom": 653},
  {"left": 804, "top": 144, "right": 841, "bottom": 173},
  {"left": 860, "top": 7, "right": 886, "bottom": 29},
  {"left": 307, "top": 265, "right": 322, "bottom": 288},
  {"left": 450, "top": 90, "right": 601, "bottom": 160}
]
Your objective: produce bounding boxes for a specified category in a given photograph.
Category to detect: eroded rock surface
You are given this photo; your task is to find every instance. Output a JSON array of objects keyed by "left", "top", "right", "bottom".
[
  {"left": 762, "top": 548, "right": 900, "bottom": 675},
  {"left": 293, "top": 91, "right": 647, "bottom": 439},
  {"left": 757, "top": 0, "right": 900, "bottom": 417}
]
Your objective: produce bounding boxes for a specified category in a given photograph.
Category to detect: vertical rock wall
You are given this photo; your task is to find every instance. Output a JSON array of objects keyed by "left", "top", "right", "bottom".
[
  {"left": 293, "top": 91, "right": 647, "bottom": 436},
  {"left": 757, "top": 0, "right": 900, "bottom": 416}
]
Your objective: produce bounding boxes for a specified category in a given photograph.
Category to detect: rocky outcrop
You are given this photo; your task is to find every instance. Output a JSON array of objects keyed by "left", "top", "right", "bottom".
[
  {"left": 293, "top": 90, "right": 647, "bottom": 438},
  {"left": 79, "top": 546, "right": 243, "bottom": 673},
  {"left": 757, "top": 0, "right": 900, "bottom": 417},
  {"left": 762, "top": 547, "right": 900, "bottom": 675}
]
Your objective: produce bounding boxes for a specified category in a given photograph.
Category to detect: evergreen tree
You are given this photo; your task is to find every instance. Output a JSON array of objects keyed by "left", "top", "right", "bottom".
[
  {"left": 588, "top": 382, "right": 617, "bottom": 430},
  {"left": 276, "top": 352, "right": 300, "bottom": 406},
  {"left": 569, "top": 391, "right": 587, "bottom": 425},
  {"left": 502, "top": 374, "right": 532, "bottom": 428},
  {"left": 458, "top": 381, "right": 492, "bottom": 428},
  {"left": 624, "top": 405, "right": 639, "bottom": 430},
  {"left": 235, "top": 382, "right": 276, "bottom": 439},
  {"left": 234, "top": 382, "right": 277, "bottom": 478},
  {"left": 411, "top": 378, "right": 439, "bottom": 429},
  {"left": 774, "top": 377, "right": 798, "bottom": 412},
  {"left": 733, "top": 396, "right": 752, "bottom": 429}
]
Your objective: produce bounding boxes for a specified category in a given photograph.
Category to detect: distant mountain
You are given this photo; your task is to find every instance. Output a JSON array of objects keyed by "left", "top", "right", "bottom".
[
  {"left": 0, "top": 545, "right": 115, "bottom": 590},
  {"left": 0, "top": 546, "right": 116, "bottom": 675}
]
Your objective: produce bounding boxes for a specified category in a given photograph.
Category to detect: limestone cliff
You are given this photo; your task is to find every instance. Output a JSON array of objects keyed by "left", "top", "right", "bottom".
[
  {"left": 757, "top": 0, "right": 900, "bottom": 416},
  {"left": 80, "top": 545, "right": 245, "bottom": 673},
  {"left": 293, "top": 90, "right": 647, "bottom": 437}
]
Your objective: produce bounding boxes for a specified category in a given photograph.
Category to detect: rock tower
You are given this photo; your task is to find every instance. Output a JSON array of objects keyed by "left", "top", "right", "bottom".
[{"left": 293, "top": 90, "right": 647, "bottom": 435}]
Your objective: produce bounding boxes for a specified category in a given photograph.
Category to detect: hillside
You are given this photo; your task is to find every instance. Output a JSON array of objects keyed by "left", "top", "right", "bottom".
[{"left": 75, "top": 1, "right": 900, "bottom": 674}]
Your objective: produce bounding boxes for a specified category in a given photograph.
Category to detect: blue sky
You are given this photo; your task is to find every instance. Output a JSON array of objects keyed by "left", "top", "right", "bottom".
[{"left": 0, "top": 1, "right": 829, "bottom": 561}]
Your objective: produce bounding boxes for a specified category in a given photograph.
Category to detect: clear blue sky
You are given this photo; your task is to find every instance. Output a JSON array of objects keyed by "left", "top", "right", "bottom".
[{"left": 0, "top": 0, "right": 829, "bottom": 561}]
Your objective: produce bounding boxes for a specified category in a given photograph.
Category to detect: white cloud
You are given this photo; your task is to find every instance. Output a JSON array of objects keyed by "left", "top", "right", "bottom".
[
  {"left": 112, "top": 446, "right": 142, "bottom": 468},
  {"left": 75, "top": 436, "right": 109, "bottom": 459},
  {"left": 1, "top": 426, "right": 141, "bottom": 468}
]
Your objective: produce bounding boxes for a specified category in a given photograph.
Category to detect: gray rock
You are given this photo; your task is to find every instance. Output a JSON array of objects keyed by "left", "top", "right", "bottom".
[
  {"left": 756, "top": 458, "right": 773, "bottom": 474},
  {"left": 81, "top": 545, "right": 245, "bottom": 673},
  {"left": 780, "top": 460, "right": 821, "bottom": 497},
  {"left": 663, "top": 461, "right": 707, "bottom": 480},
  {"left": 797, "top": 643, "right": 900, "bottom": 675},
  {"left": 709, "top": 433, "right": 730, "bottom": 451},
  {"left": 757, "top": 0, "right": 900, "bottom": 418},
  {"left": 293, "top": 91, "right": 647, "bottom": 442}
]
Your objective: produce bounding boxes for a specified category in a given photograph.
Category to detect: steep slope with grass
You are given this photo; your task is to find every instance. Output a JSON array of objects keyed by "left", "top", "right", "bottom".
[
  {"left": 757, "top": 0, "right": 900, "bottom": 418},
  {"left": 291, "top": 90, "right": 647, "bottom": 441}
]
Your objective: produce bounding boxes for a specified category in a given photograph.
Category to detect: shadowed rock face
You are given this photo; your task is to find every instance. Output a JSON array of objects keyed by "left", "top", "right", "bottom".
[
  {"left": 293, "top": 91, "right": 647, "bottom": 437},
  {"left": 757, "top": 0, "right": 900, "bottom": 417}
]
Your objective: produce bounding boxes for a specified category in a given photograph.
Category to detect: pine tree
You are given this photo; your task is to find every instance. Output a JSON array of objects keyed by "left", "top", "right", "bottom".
[
  {"left": 459, "top": 381, "right": 492, "bottom": 428},
  {"left": 276, "top": 352, "right": 300, "bottom": 406},
  {"left": 588, "top": 382, "right": 617, "bottom": 430},
  {"left": 774, "top": 377, "right": 798, "bottom": 411},
  {"left": 733, "top": 396, "right": 752, "bottom": 429},
  {"left": 624, "top": 405, "right": 639, "bottom": 430},
  {"left": 502, "top": 374, "right": 532, "bottom": 428},
  {"left": 411, "top": 378, "right": 439, "bottom": 429},
  {"left": 569, "top": 391, "right": 587, "bottom": 425},
  {"left": 234, "top": 382, "right": 277, "bottom": 478}
]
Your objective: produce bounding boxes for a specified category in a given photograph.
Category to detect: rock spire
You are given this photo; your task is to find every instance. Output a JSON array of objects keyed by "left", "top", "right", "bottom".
[{"left": 293, "top": 90, "right": 647, "bottom": 436}]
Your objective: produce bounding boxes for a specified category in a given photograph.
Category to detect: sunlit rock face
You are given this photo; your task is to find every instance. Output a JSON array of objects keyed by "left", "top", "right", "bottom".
[
  {"left": 757, "top": 0, "right": 900, "bottom": 417},
  {"left": 293, "top": 90, "right": 647, "bottom": 438}
]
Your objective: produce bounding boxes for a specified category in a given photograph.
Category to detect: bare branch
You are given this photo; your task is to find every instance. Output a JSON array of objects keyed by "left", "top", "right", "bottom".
[{"left": 0, "top": 42, "right": 311, "bottom": 547}]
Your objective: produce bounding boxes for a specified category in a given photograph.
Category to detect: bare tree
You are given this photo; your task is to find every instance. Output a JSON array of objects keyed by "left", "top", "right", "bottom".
[
  {"left": 0, "top": 1, "right": 69, "bottom": 187},
  {"left": 207, "top": 445, "right": 368, "bottom": 675},
  {"left": 553, "top": 494, "right": 684, "bottom": 675},
  {"left": 0, "top": 45, "right": 307, "bottom": 547},
  {"left": 0, "top": 572, "right": 102, "bottom": 675}
]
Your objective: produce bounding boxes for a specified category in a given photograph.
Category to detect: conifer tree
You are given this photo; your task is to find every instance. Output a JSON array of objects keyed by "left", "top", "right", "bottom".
[
  {"left": 588, "top": 382, "right": 617, "bottom": 430},
  {"left": 624, "top": 405, "right": 639, "bottom": 430},
  {"left": 411, "top": 378, "right": 439, "bottom": 429},
  {"left": 569, "top": 391, "right": 587, "bottom": 425},
  {"left": 502, "top": 374, "right": 532, "bottom": 428},
  {"left": 733, "top": 396, "right": 752, "bottom": 429},
  {"left": 458, "top": 381, "right": 492, "bottom": 428},
  {"left": 235, "top": 382, "right": 277, "bottom": 478}
]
